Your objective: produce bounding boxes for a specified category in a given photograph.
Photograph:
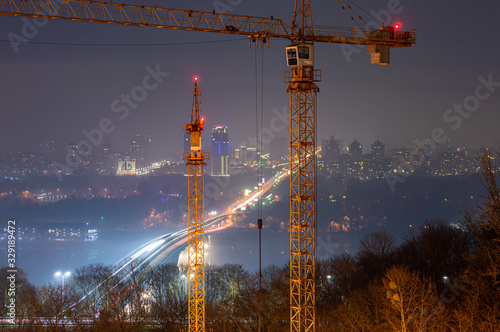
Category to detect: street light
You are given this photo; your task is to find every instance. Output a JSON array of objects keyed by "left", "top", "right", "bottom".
[
  {"left": 181, "top": 274, "right": 188, "bottom": 291},
  {"left": 54, "top": 271, "right": 71, "bottom": 295}
]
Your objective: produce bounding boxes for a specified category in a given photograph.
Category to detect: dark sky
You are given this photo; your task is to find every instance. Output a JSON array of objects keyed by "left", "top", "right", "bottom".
[{"left": 1, "top": 0, "right": 499, "bottom": 156}]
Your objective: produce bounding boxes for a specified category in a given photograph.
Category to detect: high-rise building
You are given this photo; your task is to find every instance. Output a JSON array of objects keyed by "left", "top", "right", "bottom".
[
  {"left": 211, "top": 126, "right": 230, "bottom": 176},
  {"left": 102, "top": 142, "right": 114, "bottom": 157},
  {"left": 321, "top": 135, "right": 340, "bottom": 174},
  {"left": 40, "top": 138, "right": 56, "bottom": 159},
  {"left": 345, "top": 139, "right": 363, "bottom": 178},
  {"left": 65, "top": 141, "right": 81, "bottom": 169},
  {"left": 391, "top": 148, "right": 412, "bottom": 175},
  {"left": 371, "top": 139, "right": 385, "bottom": 160},
  {"left": 234, "top": 145, "right": 257, "bottom": 165},
  {"left": 129, "top": 134, "right": 152, "bottom": 168},
  {"left": 92, "top": 142, "right": 115, "bottom": 174},
  {"left": 349, "top": 139, "right": 363, "bottom": 162},
  {"left": 365, "top": 139, "right": 387, "bottom": 179}
]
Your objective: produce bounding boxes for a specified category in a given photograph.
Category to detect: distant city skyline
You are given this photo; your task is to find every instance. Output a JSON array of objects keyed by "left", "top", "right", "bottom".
[
  {"left": 1, "top": 1, "right": 499, "bottom": 155},
  {"left": 0, "top": 126, "right": 490, "bottom": 180},
  {"left": 1, "top": 120, "right": 498, "bottom": 157},
  {"left": 0, "top": 129, "right": 489, "bottom": 158}
]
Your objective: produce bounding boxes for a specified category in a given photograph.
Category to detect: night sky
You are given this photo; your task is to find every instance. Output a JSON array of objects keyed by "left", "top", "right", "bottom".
[{"left": 1, "top": 0, "right": 499, "bottom": 156}]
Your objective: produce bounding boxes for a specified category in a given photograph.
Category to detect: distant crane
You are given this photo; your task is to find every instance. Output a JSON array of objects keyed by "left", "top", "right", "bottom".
[
  {"left": 0, "top": 1, "right": 416, "bottom": 330},
  {"left": 182, "top": 76, "right": 208, "bottom": 332}
]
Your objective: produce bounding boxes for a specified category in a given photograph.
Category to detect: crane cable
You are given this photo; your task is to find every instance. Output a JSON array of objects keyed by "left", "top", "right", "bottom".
[
  {"left": 345, "top": 0, "right": 385, "bottom": 26},
  {"left": 334, "top": 0, "right": 364, "bottom": 31},
  {"left": 254, "top": 44, "right": 264, "bottom": 331},
  {"left": 255, "top": 46, "right": 260, "bottom": 219},
  {"left": 341, "top": 0, "right": 371, "bottom": 27},
  {"left": 260, "top": 47, "right": 264, "bottom": 222},
  {"left": 254, "top": 46, "right": 264, "bottom": 223},
  {"left": 335, "top": 0, "right": 373, "bottom": 32},
  {"left": 0, "top": 37, "right": 247, "bottom": 47}
]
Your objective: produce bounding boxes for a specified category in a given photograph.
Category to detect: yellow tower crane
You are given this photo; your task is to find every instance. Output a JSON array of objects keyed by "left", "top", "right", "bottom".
[
  {"left": 182, "top": 76, "right": 208, "bottom": 332},
  {"left": 0, "top": 1, "right": 416, "bottom": 331}
]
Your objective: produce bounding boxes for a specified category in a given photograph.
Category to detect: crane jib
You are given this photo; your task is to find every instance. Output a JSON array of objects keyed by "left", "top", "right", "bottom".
[{"left": 0, "top": 0, "right": 415, "bottom": 46}]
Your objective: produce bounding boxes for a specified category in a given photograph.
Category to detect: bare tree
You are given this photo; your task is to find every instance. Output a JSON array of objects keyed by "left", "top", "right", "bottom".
[
  {"left": 71, "top": 263, "right": 118, "bottom": 329},
  {"left": 22, "top": 283, "right": 79, "bottom": 332},
  {"left": 148, "top": 263, "right": 188, "bottom": 330},
  {"left": 316, "top": 255, "right": 360, "bottom": 328},
  {"left": 398, "top": 220, "right": 473, "bottom": 292},
  {"left": 356, "top": 231, "right": 397, "bottom": 285},
  {"left": 233, "top": 264, "right": 289, "bottom": 331},
  {"left": 74, "top": 260, "right": 150, "bottom": 331},
  {"left": 334, "top": 282, "right": 386, "bottom": 332},
  {"left": 205, "top": 263, "right": 248, "bottom": 331},
  {"left": 454, "top": 148, "right": 500, "bottom": 331},
  {"left": 463, "top": 148, "right": 500, "bottom": 283},
  {"left": 119, "top": 260, "right": 151, "bottom": 331},
  {"left": 382, "top": 265, "right": 441, "bottom": 332},
  {"left": 0, "top": 266, "right": 31, "bottom": 326}
]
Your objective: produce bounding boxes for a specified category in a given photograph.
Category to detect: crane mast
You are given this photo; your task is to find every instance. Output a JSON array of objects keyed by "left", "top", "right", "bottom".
[
  {"left": 183, "top": 77, "right": 208, "bottom": 332},
  {"left": 286, "top": 2, "right": 318, "bottom": 331}
]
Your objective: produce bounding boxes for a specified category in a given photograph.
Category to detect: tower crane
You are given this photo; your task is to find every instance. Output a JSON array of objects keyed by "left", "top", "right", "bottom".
[
  {"left": 183, "top": 76, "right": 208, "bottom": 332},
  {"left": 0, "top": 1, "right": 416, "bottom": 331}
]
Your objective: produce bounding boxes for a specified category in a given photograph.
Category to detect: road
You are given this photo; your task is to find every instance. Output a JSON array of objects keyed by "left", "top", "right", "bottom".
[
  {"left": 77, "top": 166, "right": 289, "bottom": 304},
  {"left": 118, "top": 165, "right": 289, "bottom": 271}
]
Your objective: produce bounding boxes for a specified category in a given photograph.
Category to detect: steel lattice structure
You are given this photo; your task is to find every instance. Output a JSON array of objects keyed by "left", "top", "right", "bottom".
[
  {"left": 186, "top": 162, "right": 206, "bottom": 332},
  {"left": 183, "top": 79, "right": 208, "bottom": 332},
  {"left": 286, "top": 64, "right": 320, "bottom": 332},
  {"left": 0, "top": 0, "right": 416, "bottom": 45},
  {"left": 288, "top": 3, "right": 317, "bottom": 330}
]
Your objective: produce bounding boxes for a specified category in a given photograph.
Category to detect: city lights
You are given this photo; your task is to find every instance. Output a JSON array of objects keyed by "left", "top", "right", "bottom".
[{"left": 0, "top": 0, "right": 497, "bottom": 330}]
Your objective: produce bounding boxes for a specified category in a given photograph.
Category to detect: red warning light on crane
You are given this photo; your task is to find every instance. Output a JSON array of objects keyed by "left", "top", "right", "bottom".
[
  {"left": 394, "top": 23, "right": 401, "bottom": 30},
  {"left": 194, "top": 76, "right": 199, "bottom": 81}
]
